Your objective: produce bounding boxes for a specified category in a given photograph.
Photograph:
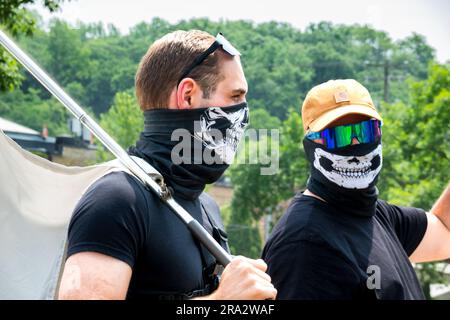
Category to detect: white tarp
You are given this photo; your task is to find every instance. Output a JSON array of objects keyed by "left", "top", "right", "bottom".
[{"left": 0, "top": 129, "right": 119, "bottom": 300}]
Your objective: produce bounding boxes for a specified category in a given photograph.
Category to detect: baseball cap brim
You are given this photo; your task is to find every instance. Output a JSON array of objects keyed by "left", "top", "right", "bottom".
[{"left": 308, "top": 104, "right": 382, "bottom": 132}]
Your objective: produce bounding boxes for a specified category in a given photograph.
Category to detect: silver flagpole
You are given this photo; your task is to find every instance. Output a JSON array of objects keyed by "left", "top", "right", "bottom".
[{"left": 0, "top": 29, "right": 232, "bottom": 267}]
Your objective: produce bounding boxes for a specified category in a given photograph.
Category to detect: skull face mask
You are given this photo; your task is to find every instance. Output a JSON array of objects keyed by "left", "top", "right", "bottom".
[
  {"left": 194, "top": 104, "right": 249, "bottom": 164},
  {"left": 134, "top": 102, "right": 249, "bottom": 200},
  {"left": 303, "top": 137, "right": 382, "bottom": 217},
  {"left": 313, "top": 144, "right": 382, "bottom": 189}
]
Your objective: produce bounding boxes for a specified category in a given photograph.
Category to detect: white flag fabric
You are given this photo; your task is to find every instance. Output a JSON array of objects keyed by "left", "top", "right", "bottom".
[{"left": 0, "top": 129, "right": 121, "bottom": 299}]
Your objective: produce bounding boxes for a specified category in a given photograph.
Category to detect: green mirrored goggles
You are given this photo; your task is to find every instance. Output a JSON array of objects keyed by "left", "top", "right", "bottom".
[{"left": 306, "top": 119, "right": 382, "bottom": 149}]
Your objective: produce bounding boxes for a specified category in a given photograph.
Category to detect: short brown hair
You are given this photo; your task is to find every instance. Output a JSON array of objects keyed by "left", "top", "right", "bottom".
[{"left": 135, "top": 30, "right": 225, "bottom": 110}]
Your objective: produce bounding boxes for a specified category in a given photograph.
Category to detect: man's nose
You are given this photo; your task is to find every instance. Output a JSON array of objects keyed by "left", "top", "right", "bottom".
[{"left": 351, "top": 137, "right": 360, "bottom": 145}]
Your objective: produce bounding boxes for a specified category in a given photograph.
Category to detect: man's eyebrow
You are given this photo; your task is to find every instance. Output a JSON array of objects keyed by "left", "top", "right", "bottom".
[{"left": 231, "top": 88, "right": 247, "bottom": 95}]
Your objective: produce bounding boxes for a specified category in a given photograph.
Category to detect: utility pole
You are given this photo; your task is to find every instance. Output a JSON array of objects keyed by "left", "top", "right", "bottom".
[
  {"left": 383, "top": 59, "right": 389, "bottom": 103},
  {"left": 365, "top": 49, "right": 397, "bottom": 103},
  {"left": 264, "top": 212, "right": 272, "bottom": 242}
]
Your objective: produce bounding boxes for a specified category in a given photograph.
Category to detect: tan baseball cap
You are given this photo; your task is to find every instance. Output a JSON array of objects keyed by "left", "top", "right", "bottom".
[{"left": 301, "top": 79, "right": 382, "bottom": 133}]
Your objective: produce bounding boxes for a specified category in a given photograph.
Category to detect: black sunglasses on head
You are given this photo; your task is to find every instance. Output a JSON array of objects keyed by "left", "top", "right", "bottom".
[{"left": 177, "top": 33, "right": 241, "bottom": 86}]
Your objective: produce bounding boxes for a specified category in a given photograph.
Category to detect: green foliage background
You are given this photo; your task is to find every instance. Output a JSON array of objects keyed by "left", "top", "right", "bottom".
[{"left": 0, "top": 1, "right": 448, "bottom": 298}]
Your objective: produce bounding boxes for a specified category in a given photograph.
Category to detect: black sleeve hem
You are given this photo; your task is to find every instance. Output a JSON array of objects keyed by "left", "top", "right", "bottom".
[
  {"left": 406, "top": 210, "right": 429, "bottom": 257},
  {"left": 66, "top": 242, "right": 135, "bottom": 268}
]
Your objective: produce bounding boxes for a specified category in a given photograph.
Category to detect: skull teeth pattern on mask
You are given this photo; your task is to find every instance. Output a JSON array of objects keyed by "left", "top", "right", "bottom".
[
  {"left": 194, "top": 106, "right": 249, "bottom": 164},
  {"left": 313, "top": 144, "right": 382, "bottom": 189}
]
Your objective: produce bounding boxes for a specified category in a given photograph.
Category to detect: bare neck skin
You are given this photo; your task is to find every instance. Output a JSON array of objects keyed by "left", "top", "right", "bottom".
[{"left": 303, "top": 189, "right": 326, "bottom": 203}]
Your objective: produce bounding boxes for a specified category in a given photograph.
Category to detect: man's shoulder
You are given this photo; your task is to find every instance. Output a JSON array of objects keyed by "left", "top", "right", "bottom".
[
  {"left": 262, "top": 194, "right": 343, "bottom": 264},
  {"left": 268, "top": 194, "right": 331, "bottom": 245},
  {"left": 374, "top": 199, "right": 393, "bottom": 222},
  {"left": 198, "top": 191, "right": 224, "bottom": 229},
  {"left": 75, "top": 171, "right": 155, "bottom": 215},
  {"left": 67, "top": 171, "right": 153, "bottom": 268},
  {"left": 283, "top": 193, "right": 332, "bottom": 226},
  {"left": 374, "top": 198, "right": 427, "bottom": 228},
  {"left": 199, "top": 192, "right": 220, "bottom": 211},
  {"left": 90, "top": 171, "right": 148, "bottom": 197}
]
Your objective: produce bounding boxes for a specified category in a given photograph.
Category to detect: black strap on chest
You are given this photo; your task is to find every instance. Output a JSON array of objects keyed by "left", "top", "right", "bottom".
[
  {"left": 127, "top": 157, "right": 230, "bottom": 300},
  {"left": 196, "top": 200, "right": 230, "bottom": 293},
  {"left": 152, "top": 194, "right": 230, "bottom": 300}
]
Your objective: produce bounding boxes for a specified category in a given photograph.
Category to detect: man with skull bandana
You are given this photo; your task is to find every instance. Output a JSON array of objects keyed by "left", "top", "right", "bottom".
[
  {"left": 262, "top": 79, "right": 450, "bottom": 300},
  {"left": 58, "top": 30, "right": 277, "bottom": 300}
]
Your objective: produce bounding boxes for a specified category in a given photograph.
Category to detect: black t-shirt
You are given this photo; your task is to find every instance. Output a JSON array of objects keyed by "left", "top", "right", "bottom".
[
  {"left": 262, "top": 193, "right": 428, "bottom": 300},
  {"left": 66, "top": 171, "right": 224, "bottom": 299}
]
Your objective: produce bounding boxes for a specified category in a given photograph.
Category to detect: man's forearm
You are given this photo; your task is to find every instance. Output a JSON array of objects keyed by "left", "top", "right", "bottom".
[{"left": 431, "top": 183, "right": 450, "bottom": 231}]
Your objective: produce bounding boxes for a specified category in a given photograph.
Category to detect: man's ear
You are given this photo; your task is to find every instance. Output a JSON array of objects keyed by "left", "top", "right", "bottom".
[{"left": 176, "top": 78, "right": 199, "bottom": 110}]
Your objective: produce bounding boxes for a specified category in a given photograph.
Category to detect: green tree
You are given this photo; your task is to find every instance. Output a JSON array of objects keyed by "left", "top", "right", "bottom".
[
  {"left": 380, "top": 63, "right": 450, "bottom": 298},
  {"left": 380, "top": 63, "right": 449, "bottom": 208},
  {"left": 247, "top": 108, "right": 281, "bottom": 130},
  {"left": 4, "top": 16, "right": 436, "bottom": 119},
  {"left": 97, "top": 90, "right": 143, "bottom": 161},
  {"left": 228, "top": 135, "right": 280, "bottom": 258},
  {"left": 46, "top": 19, "right": 91, "bottom": 87},
  {"left": 0, "top": 0, "right": 66, "bottom": 91},
  {"left": 0, "top": 88, "right": 69, "bottom": 135}
]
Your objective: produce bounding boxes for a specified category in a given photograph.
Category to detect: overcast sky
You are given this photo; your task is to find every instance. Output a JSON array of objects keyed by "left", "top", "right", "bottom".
[{"left": 31, "top": 0, "right": 449, "bottom": 62}]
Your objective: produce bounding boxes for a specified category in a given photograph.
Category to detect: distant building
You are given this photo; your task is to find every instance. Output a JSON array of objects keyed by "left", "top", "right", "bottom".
[
  {"left": 430, "top": 263, "right": 450, "bottom": 300},
  {"left": 0, "top": 117, "right": 57, "bottom": 159},
  {"left": 1, "top": 117, "right": 97, "bottom": 166}
]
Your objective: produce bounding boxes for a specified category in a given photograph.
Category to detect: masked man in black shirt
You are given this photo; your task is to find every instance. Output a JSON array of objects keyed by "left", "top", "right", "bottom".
[
  {"left": 58, "top": 30, "right": 277, "bottom": 300},
  {"left": 262, "top": 79, "right": 450, "bottom": 299}
]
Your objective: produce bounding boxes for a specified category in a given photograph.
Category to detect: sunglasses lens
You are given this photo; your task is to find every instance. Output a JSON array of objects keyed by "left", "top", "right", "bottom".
[
  {"left": 216, "top": 33, "right": 241, "bottom": 56},
  {"left": 307, "top": 120, "right": 382, "bottom": 149},
  {"left": 374, "top": 120, "right": 382, "bottom": 137},
  {"left": 356, "top": 120, "right": 370, "bottom": 144},
  {"left": 321, "top": 128, "right": 335, "bottom": 149},
  {"left": 365, "top": 121, "right": 373, "bottom": 143},
  {"left": 334, "top": 124, "right": 352, "bottom": 148}
]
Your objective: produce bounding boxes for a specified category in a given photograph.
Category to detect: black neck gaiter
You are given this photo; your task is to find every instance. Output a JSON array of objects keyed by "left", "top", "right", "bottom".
[
  {"left": 129, "top": 103, "right": 249, "bottom": 200},
  {"left": 303, "top": 138, "right": 383, "bottom": 217}
]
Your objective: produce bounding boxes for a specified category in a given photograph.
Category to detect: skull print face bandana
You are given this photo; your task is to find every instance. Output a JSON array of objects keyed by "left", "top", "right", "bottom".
[
  {"left": 303, "top": 137, "right": 382, "bottom": 217},
  {"left": 129, "top": 103, "right": 248, "bottom": 200},
  {"left": 194, "top": 103, "right": 249, "bottom": 165}
]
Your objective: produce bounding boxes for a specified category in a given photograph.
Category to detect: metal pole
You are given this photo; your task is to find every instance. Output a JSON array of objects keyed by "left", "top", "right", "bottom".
[{"left": 0, "top": 29, "right": 232, "bottom": 267}]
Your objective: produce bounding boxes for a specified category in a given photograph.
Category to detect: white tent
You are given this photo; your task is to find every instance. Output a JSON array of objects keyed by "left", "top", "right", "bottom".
[{"left": 0, "top": 129, "right": 119, "bottom": 299}]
